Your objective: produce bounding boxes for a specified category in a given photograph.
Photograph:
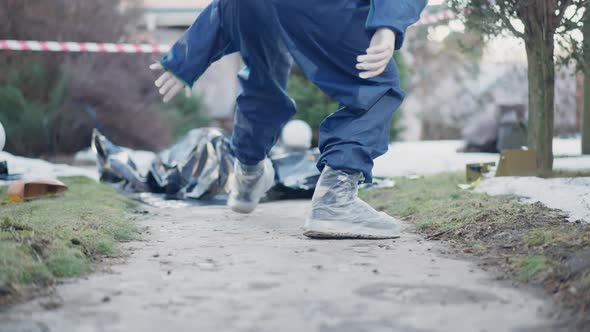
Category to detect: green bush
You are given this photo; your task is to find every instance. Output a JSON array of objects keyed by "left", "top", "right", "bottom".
[
  {"left": 287, "top": 67, "right": 338, "bottom": 145},
  {"left": 390, "top": 52, "right": 408, "bottom": 141},
  {"left": 0, "top": 64, "right": 66, "bottom": 156},
  {"left": 159, "top": 94, "right": 211, "bottom": 140},
  {"left": 0, "top": 0, "right": 175, "bottom": 156}
]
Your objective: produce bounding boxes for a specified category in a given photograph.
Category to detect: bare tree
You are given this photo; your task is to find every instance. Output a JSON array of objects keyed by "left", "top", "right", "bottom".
[
  {"left": 583, "top": 10, "right": 590, "bottom": 154},
  {"left": 449, "top": 0, "right": 587, "bottom": 174}
]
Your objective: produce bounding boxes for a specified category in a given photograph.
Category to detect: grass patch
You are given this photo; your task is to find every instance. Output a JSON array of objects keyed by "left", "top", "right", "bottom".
[
  {"left": 514, "top": 255, "right": 550, "bottom": 282},
  {"left": 0, "top": 177, "right": 138, "bottom": 300},
  {"left": 362, "top": 173, "right": 548, "bottom": 240},
  {"left": 526, "top": 228, "right": 560, "bottom": 247},
  {"left": 362, "top": 172, "right": 590, "bottom": 324}
]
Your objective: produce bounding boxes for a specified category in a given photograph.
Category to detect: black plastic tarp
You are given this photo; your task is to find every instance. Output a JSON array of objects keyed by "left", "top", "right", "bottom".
[
  {"left": 92, "top": 128, "right": 322, "bottom": 201},
  {"left": 92, "top": 128, "right": 393, "bottom": 203}
]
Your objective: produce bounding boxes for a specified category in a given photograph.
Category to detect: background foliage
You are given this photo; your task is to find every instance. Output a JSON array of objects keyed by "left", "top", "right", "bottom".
[{"left": 0, "top": 0, "right": 208, "bottom": 157}]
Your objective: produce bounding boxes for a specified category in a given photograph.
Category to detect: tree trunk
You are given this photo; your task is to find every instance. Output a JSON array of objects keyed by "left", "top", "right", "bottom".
[
  {"left": 524, "top": 35, "right": 555, "bottom": 174},
  {"left": 518, "top": 0, "right": 562, "bottom": 174},
  {"left": 583, "top": 11, "right": 590, "bottom": 155}
]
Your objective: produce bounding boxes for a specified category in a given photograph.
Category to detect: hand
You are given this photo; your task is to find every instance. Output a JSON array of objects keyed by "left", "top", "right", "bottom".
[
  {"left": 150, "top": 63, "right": 192, "bottom": 103},
  {"left": 356, "top": 28, "right": 396, "bottom": 79}
]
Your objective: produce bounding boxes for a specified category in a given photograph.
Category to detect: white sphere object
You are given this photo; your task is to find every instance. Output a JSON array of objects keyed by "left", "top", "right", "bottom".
[
  {"left": 281, "top": 120, "right": 313, "bottom": 149},
  {"left": 0, "top": 121, "right": 5, "bottom": 152}
]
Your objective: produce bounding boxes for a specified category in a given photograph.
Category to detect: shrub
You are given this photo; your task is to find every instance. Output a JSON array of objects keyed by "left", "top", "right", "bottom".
[
  {"left": 160, "top": 94, "right": 211, "bottom": 140},
  {"left": 287, "top": 67, "right": 339, "bottom": 145},
  {"left": 0, "top": 64, "right": 66, "bottom": 156},
  {"left": 0, "top": 0, "right": 176, "bottom": 156}
]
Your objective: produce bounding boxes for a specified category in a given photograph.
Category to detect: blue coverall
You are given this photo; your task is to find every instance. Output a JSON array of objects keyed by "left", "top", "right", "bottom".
[{"left": 161, "top": 0, "right": 427, "bottom": 183}]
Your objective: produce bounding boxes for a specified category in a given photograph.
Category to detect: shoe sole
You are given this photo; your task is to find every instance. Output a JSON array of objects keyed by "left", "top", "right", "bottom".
[
  {"left": 227, "top": 165, "right": 275, "bottom": 214},
  {"left": 227, "top": 196, "right": 257, "bottom": 214},
  {"left": 303, "top": 218, "right": 402, "bottom": 240},
  {"left": 227, "top": 161, "right": 276, "bottom": 214}
]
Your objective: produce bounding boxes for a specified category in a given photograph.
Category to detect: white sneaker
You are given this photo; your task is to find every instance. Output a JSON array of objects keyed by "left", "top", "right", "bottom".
[
  {"left": 303, "top": 166, "right": 402, "bottom": 239},
  {"left": 227, "top": 158, "right": 275, "bottom": 214}
]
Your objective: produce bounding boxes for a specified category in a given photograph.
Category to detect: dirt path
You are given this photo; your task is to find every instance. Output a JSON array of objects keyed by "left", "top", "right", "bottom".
[{"left": 0, "top": 201, "right": 564, "bottom": 332}]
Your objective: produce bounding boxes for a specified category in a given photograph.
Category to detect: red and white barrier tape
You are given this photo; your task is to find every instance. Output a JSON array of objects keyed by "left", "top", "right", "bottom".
[
  {"left": 0, "top": 40, "right": 170, "bottom": 53},
  {"left": 0, "top": 11, "right": 455, "bottom": 53},
  {"left": 414, "top": 10, "right": 456, "bottom": 27}
]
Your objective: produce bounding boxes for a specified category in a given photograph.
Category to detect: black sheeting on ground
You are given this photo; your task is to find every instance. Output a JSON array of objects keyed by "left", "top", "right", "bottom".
[
  {"left": 92, "top": 128, "right": 322, "bottom": 202},
  {"left": 92, "top": 128, "right": 394, "bottom": 203}
]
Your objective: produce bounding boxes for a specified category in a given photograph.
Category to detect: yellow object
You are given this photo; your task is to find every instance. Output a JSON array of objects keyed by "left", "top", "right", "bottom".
[
  {"left": 466, "top": 162, "right": 496, "bottom": 182},
  {"left": 458, "top": 177, "right": 482, "bottom": 190},
  {"left": 496, "top": 149, "right": 537, "bottom": 177},
  {"left": 8, "top": 194, "right": 23, "bottom": 203}
]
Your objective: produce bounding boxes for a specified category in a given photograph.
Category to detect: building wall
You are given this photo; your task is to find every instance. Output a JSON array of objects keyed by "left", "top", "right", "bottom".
[
  {"left": 143, "top": 0, "right": 210, "bottom": 7},
  {"left": 142, "top": 0, "right": 208, "bottom": 29}
]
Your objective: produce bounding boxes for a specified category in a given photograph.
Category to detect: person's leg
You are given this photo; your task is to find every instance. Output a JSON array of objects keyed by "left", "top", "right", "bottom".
[
  {"left": 271, "top": 1, "right": 403, "bottom": 180},
  {"left": 220, "top": 0, "right": 296, "bottom": 165},
  {"left": 219, "top": 0, "right": 297, "bottom": 213},
  {"left": 268, "top": 1, "right": 405, "bottom": 238},
  {"left": 318, "top": 93, "right": 402, "bottom": 183},
  {"left": 303, "top": 92, "right": 403, "bottom": 239}
]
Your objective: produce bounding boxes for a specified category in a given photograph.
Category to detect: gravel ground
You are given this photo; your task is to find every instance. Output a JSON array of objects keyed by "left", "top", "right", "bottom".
[{"left": 0, "top": 201, "right": 565, "bottom": 332}]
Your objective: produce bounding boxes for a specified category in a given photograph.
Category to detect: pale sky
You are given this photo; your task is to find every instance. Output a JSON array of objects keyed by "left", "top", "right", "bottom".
[
  {"left": 425, "top": 0, "right": 528, "bottom": 63},
  {"left": 424, "top": 0, "right": 582, "bottom": 63}
]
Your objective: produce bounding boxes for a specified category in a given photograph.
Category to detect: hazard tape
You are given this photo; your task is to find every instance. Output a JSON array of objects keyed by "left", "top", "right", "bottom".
[
  {"left": 414, "top": 10, "right": 456, "bottom": 27},
  {"left": 0, "top": 11, "right": 455, "bottom": 53},
  {"left": 0, "top": 40, "right": 170, "bottom": 53}
]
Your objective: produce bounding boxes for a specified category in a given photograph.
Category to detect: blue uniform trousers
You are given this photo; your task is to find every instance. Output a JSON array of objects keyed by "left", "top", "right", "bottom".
[{"left": 161, "top": 0, "right": 426, "bottom": 182}]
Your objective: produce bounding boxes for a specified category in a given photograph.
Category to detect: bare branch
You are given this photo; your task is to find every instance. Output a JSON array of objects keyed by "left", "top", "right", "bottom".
[
  {"left": 557, "top": 0, "right": 587, "bottom": 32},
  {"left": 497, "top": 1, "right": 526, "bottom": 39},
  {"left": 555, "top": 0, "right": 574, "bottom": 29}
]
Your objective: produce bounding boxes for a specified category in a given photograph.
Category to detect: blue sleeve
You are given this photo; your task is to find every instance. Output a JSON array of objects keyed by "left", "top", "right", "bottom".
[
  {"left": 365, "top": 0, "right": 428, "bottom": 50},
  {"left": 160, "top": 0, "right": 236, "bottom": 87}
]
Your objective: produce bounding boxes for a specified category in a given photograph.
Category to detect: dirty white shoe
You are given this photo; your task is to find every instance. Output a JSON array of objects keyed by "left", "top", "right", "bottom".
[
  {"left": 228, "top": 159, "right": 275, "bottom": 214},
  {"left": 303, "top": 166, "right": 402, "bottom": 239}
]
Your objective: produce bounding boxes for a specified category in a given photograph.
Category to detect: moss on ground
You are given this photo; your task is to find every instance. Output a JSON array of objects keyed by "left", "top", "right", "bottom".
[
  {"left": 513, "top": 255, "right": 551, "bottom": 282},
  {"left": 362, "top": 172, "right": 590, "bottom": 326},
  {"left": 0, "top": 177, "right": 138, "bottom": 303}
]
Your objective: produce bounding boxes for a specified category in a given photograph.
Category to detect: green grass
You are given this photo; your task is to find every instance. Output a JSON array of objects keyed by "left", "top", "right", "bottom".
[
  {"left": 361, "top": 171, "right": 589, "bottom": 260},
  {"left": 362, "top": 172, "right": 590, "bottom": 322},
  {"left": 362, "top": 172, "right": 521, "bottom": 235},
  {"left": 526, "top": 228, "right": 559, "bottom": 247},
  {"left": 513, "top": 255, "right": 550, "bottom": 282},
  {"left": 0, "top": 177, "right": 138, "bottom": 286}
]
